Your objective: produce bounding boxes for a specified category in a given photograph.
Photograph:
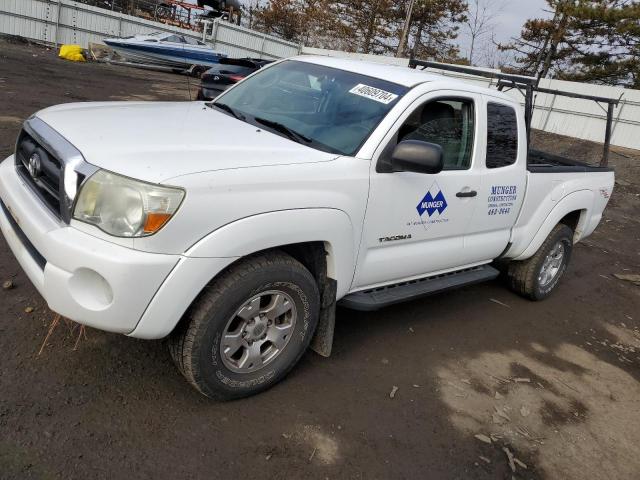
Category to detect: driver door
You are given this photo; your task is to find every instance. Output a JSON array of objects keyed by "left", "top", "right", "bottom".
[{"left": 352, "top": 91, "right": 483, "bottom": 290}]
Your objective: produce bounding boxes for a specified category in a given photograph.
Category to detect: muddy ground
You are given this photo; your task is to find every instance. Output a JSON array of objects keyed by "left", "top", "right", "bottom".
[{"left": 0, "top": 39, "right": 639, "bottom": 480}]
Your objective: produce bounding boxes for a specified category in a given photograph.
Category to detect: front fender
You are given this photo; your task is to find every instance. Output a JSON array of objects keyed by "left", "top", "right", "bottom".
[
  {"left": 510, "top": 190, "right": 593, "bottom": 261},
  {"left": 130, "top": 208, "right": 356, "bottom": 339},
  {"left": 186, "top": 208, "right": 356, "bottom": 298}
]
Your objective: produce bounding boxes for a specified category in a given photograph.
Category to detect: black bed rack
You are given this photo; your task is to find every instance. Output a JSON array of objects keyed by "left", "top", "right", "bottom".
[{"left": 408, "top": 59, "right": 620, "bottom": 167}]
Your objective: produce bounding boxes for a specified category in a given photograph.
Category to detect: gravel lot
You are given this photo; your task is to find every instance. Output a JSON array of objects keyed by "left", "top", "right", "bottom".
[{"left": 1, "top": 38, "right": 639, "bottom": 480}]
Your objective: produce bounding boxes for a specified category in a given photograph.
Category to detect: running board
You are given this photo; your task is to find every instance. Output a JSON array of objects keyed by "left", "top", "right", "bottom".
[{"left": 339, "top": 265, "right": 500, "bottom": 311}]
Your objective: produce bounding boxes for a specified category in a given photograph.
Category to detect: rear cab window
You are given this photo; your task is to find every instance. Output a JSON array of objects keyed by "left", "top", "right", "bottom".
[{"left": 486, "top": 102, "right": 518, "bottom": 168}]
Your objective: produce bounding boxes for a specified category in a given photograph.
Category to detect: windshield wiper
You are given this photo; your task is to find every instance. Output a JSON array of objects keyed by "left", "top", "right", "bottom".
[
  {"left": 209, "top": 101, "right": 244, "bottom": 120},
  {"left": 254, "top": 117, "right": 312, "bottom": 144}
]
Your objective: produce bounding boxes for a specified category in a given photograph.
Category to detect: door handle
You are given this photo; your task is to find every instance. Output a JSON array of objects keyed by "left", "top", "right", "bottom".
[{"left": 456, "top": 190, "right": 477, "bottom": 198}]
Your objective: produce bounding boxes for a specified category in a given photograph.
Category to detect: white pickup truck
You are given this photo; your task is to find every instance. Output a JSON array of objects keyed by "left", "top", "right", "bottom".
[{"left": 0, "top": 56, "right": 614, "bottom": 399}]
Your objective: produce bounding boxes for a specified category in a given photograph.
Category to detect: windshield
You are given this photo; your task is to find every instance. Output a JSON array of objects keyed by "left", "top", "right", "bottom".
[{"left": 214, "top": 60, "right": 409, "bottom": 155}]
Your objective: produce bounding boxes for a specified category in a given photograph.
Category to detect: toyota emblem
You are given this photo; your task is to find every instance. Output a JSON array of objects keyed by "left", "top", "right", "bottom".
[
  {"left": 28, "top": 152, "right": 42, "bottom": 179},
  {"left": 214, "top": 75, "right": 220, "bottom": 81}
]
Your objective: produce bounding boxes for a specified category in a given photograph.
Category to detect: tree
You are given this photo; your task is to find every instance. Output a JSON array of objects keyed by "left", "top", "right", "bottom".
[
  {"left": 464, "top": 0, "right": 502, "bottom": 65},
  {"left": 501, "top": 0, "right": 639, "bottom": 88},
  {"left": 562, "top": 0, "right": 639, "bottom": 87},
  {"left": 253, "top": 0, "right": 352, "bottom": 48},
  {"left": 399, "top": 0, "right": 468, "bottom": 61},
  {"left": 480, "top": 33, "right": 514, "bottom": 69},
  {"left": 338, "top": 0, "right": 396, "bottom": 53},
  {"left": 253, "top": 0, "right": 303, "bottom": 42},
  {"left": 253, "top": 0, "right": 469, "bottom": 62}
]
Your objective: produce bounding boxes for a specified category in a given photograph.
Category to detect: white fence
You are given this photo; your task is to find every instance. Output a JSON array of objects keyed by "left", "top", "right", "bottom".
[
  {"left": 0, "top": 0, "right": 301, "bottom": 59},
  {"left": 304, "top": 47, "right": 640, "bottom": 152},
  {"left": 1, "top": 0, "right": 638, "bottom": 151}
]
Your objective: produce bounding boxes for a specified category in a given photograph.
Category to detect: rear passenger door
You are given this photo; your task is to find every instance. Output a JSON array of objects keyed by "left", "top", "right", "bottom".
[{"left": 464, "top": 99, "right": 527, "bottom": 262}]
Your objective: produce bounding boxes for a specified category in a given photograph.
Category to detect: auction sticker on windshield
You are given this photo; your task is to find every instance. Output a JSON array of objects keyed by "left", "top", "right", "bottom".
[{"left": 349, "top": 84, "right": 399, "bottom": 104}]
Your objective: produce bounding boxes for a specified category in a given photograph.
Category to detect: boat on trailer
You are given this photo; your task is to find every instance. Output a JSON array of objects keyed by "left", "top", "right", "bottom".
[{"left": 104, "top": 32, "right": 227, "bottom": 69}]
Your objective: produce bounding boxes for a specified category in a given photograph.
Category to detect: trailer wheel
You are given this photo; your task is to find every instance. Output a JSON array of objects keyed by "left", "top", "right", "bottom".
[
  {"left": 190, "top": 65, "right": 207, "bottom": 78},
  {"left": 506, "top": 224, "right": 573, "bottom": 301},
  {"left": 168, "top": 251, "right": 320, "bottom": 400}
]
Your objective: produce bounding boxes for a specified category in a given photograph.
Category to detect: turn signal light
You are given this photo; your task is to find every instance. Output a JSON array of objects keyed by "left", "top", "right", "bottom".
[{"left": 143, "top": 213, "right": 173, "bottom": 234}]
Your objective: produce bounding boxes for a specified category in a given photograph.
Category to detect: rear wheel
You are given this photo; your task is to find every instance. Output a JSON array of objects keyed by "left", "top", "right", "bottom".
[
  {"left": 506, "top": 224, "right": 573, "bottom": 300},
  {"left": 169, "top": 251, "right": 320, "bottom": 400}
]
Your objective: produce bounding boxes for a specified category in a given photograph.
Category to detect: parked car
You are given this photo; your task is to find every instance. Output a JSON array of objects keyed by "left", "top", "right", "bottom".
[
  {"left": 0, "top": 57, "right": 614, "bottom": 400},
  {"left": 197, "top": 58, "right": 272, "bottom": 100}
]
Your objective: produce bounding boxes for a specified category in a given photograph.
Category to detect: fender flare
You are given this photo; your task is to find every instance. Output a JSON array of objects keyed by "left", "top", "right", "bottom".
[
  {"left": 130, "top": 208, "right": 357, "bottom": 339},
  {"left": 511, "top": 190, "right": 593, "bottom": 261},
  {"left": 185, "top": 208, "right": 357, "bottom": 298}
]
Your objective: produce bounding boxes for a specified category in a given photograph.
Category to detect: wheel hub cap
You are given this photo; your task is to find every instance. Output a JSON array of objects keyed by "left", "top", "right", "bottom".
[
  {"left": 245, "top": 317, "right": 268, "bottom": 341},
  {"left": 220, "top": 290, "right": 297, "bottom": 374},
  {"left": 538, "top": 241, "right": 565, "bottom": 287}
]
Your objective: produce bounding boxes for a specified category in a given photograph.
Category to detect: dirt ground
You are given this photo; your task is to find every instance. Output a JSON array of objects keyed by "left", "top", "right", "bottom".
[{"left": 0, "top": 38, "right": 639, "bottom": 480}]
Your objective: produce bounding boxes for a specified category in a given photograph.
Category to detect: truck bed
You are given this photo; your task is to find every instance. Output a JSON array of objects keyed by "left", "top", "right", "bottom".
[{"left": 527, "top": 149, "right": 613, "bottom": 173}]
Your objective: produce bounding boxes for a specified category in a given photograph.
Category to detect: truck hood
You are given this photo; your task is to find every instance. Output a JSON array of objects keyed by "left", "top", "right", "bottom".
[{"left": 35, "top": 102, "right": 338, "bottom": 183}]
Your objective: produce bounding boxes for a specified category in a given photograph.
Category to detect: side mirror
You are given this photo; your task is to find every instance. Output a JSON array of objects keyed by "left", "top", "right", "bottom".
[{"left": 391, "top": 140, "right": 444, "bottom": 174}]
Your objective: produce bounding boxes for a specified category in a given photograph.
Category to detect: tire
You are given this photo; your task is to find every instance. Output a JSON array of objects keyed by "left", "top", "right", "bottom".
[
  {"left": 191, "top": 66, "right": 206, "bottom": 78},
  {"left": 506, "top": 224, "right": 573, "bottom": 301},
  {"left": 168, "top": 251, "right": 320, "bottom": 400}
]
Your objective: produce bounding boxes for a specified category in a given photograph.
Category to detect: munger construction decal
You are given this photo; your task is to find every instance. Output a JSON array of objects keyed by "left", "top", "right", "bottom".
[
  {"left": 410, "top": 182, "right": 449, "bottom": 228},
  {"left": 488, "top": 185, "right": 518, "bottom": 216}
]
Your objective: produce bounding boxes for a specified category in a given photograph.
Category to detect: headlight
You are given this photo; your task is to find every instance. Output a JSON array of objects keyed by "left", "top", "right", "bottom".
[{"left": 73, "top": 170, "right": 185, "bottom": 237}]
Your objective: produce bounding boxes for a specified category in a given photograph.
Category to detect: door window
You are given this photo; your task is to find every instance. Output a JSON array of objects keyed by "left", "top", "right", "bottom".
[
  {"left": 486, "top": 103, "right": 518, "bottom": 168},
  {"left": 398, "top": 99, "right": 475, "bottom": 170}
]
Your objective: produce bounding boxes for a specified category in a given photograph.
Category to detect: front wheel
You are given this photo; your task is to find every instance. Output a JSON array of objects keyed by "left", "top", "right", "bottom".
[
  {"left": 169, "top": 251, "right": 320, "bottom": 400},
  {"left": 506, "top": 224, "right": 573, "bottom": 301}
]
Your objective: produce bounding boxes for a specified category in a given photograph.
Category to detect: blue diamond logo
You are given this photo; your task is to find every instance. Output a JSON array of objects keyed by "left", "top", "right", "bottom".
[{"left": 417, "top": 189, "right": 448, "bottom": 217}]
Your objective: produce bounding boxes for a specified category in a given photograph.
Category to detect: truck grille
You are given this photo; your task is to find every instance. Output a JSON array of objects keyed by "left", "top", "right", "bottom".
[
  {"left": 15, "top": 130, "right": 64, "bottom": 219},
  {"left": 13, "top": 117, "right": 99, "bottom": 224}
]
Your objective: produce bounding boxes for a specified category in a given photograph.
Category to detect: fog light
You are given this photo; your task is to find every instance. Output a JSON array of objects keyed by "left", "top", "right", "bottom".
[{"left": 68, "top": 268, "right": 113, "bottom": 311}]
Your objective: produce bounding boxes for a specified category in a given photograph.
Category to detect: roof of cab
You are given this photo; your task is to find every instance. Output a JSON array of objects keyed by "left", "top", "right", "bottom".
[
  {"left": 292, "top": 55, "right": 457, "bottom": 87},
  {"left": 291, "top": 55, "right": 516, "bottom": 103}
]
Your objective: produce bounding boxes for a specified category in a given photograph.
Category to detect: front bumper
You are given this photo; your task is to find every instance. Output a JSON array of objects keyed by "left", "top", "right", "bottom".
[{"left": 0, "top": 155, "right": 180, "bottom": 335}]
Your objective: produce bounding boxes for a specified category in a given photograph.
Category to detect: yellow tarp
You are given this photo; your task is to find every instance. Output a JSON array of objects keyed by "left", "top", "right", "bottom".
[{"left": 59, "top": 45, "right": 86, "bottom": 62}]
